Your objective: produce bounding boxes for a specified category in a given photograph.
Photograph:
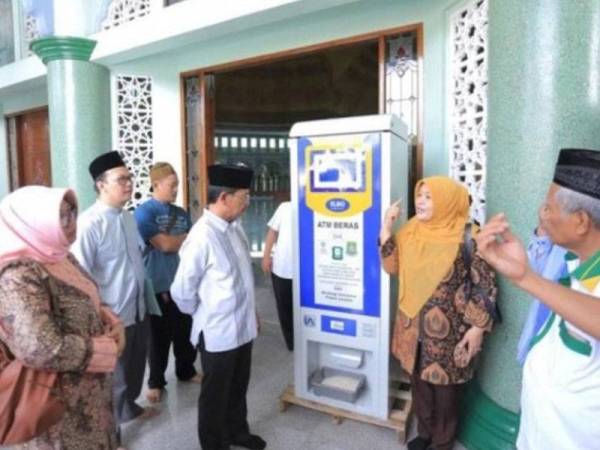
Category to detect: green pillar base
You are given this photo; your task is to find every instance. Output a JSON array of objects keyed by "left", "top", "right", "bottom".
[
  {"left": 458, "top": 382, "right": 519, "bottom": 450},
  {"left": 30, "top": 36, "right": 96, "bottom": 64}
]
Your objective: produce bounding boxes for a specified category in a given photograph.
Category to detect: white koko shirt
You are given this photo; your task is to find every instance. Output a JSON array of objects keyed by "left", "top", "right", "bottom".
[
  {"left": 267, "top": 201, "right": 293, "bottom": 279},
  {"left": 170, "top": 209, "right": 257, "bottom": 352},
  {"left": 72, "top": 200, "right": 146, "bottom": 327},
  {"left": 517, "top": 254, "right": 600, "bottom": 450}
]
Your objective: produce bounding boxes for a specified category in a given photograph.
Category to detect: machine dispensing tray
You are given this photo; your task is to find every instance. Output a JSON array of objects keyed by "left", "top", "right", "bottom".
[{"left": 309, "top": 367, "right": 366, "bottom": 403}]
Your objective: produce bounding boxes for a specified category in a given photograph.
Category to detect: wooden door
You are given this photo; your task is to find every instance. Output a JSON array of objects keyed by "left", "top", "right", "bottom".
[
  {"left": 10, "top": 108, "right": 51, "bottom": 187},
  {"left": 181, "top": 73, "right": 214, "bottom": 219}
]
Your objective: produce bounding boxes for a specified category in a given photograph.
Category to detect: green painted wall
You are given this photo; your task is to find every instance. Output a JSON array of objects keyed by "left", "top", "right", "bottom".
[
  {"left": 479, "top": 0, "right": 600, "bottom": 414},
  {"left": 0, "top": 83, "right": 47, "bottom": 115}
]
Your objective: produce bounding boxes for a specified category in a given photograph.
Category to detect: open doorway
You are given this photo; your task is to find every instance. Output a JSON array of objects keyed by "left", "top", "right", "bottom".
[
  {"left": 182, "top": 25, "right": 422, "bottom": 254},
  {"left": 214, "top": 41, "right": 378, "bottom": 253}
]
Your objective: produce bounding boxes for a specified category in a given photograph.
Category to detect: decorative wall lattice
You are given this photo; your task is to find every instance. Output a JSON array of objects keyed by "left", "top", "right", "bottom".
[
  {"left": 24, "top": 14, "right": 40, "bottom": 56},
  {"left": 449, "top": 0, "right": 488, "bottom": 224},
  {"left": 115, "top": 75, "right": 153, "bottom": 209},
  {"left": 102, "top": 0, "right": 152, "bottom": 30}
]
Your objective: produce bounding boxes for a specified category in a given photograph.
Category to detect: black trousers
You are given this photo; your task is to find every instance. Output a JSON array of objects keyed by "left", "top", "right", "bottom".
[
  {"left": 147, "top": 292, "right": 197, "bottom": 389},
  {"left": 198, "top": 335, "right": 253, "bottom": 450},
  {"left": 411, "top": 348, "right": 462, "bottom": 450},
  {"left": 271, "top": 273, "right": 294, "bottom": 351}
]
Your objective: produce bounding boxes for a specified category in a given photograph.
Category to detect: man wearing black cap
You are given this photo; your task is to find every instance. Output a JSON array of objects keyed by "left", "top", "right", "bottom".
[
  {"left": 171, "top": 164, "right": 266, "bottom": 450},
  {"left": 476, "top": 149, "right": 600, "bottom": 449},
  {"left": 72, "top": 151, "right": 158, "bottom": 436}
]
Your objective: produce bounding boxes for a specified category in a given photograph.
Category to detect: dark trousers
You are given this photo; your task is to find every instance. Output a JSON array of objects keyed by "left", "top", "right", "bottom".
[
  {"left": 113, "top": 317, "right": 149, "bottom": 424},
  {"left": 148, "top": 292, "right": 197, "bottom": 389},
  {"left": 271, "top": 273, "right": 294, "bottom": 351},
  {"left": 411, "top": 365, "right": 462, "bottom": 450},
  {"left": 198, "top": 335, "right": 253, "bottom": 450}
]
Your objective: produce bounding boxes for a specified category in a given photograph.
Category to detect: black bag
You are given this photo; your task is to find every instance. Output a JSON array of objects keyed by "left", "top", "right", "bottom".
[{"left": 462, "top": 223, "right": 502, "bottom": 323}]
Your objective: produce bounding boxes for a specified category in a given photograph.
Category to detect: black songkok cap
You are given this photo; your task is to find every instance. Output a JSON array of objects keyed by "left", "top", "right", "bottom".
[
  {"left": 89, "top": 151, "right": 126, "bottom": 180},
  {"left": 553, "top": 148, "right": 600, "bottom": 200},
  {"left": 208, "top": 164, "right": 253, "bottom": 189}
]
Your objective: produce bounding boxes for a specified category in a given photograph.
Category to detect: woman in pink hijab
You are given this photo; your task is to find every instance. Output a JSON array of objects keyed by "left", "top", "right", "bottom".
[{"left": 0, "top": 186, "right": 125, "bottom": 449}]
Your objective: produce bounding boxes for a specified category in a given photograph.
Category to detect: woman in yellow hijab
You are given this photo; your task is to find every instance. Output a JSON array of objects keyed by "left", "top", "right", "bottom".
[{"left": 379, "top": 176, "right": 497, "bottom": 450}]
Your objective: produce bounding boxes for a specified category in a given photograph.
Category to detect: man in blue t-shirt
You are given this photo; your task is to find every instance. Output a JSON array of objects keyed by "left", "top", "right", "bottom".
[{"left": 134, "top": 162, "right": 201, "bottom": 403}]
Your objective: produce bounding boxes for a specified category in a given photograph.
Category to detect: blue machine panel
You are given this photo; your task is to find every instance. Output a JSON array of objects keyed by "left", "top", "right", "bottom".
[
  {"left": 321, "top": 315, "right": 357, "bottom": 336},
  {"left": 297, "top": 133, "right": 382, "bottom": 317}
]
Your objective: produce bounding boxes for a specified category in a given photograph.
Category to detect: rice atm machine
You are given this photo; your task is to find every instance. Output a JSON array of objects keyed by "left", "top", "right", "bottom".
[{"left": 290, "top": 114, "right": 409, "bottom": 420}]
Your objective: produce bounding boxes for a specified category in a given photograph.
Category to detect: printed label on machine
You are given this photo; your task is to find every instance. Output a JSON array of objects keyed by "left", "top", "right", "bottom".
[{"left": 314, "top": 214, "right": 363, "bottom": 310}]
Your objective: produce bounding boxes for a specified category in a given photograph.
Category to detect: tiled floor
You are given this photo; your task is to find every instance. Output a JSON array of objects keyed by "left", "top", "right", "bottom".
[
  {"left": 0, "top": 275, "right": 469, "bottom": 450},
  {"left": 120, "top": 280, "right": 412, "bottom": 450},
  {"left": 121, "top": 275, "right": 466, "bottom": 450}
]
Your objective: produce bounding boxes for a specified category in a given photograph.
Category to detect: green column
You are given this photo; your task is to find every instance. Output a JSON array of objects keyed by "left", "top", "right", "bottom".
[
  {"left": 31, "top": 37, "right": 111, "bottom": 208},
  {"left": 459, "top": 1, "right": 600, "bottom": 449}
]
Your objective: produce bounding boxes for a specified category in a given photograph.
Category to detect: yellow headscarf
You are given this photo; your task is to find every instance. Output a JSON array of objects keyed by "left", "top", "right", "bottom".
[{"left": 396, "top": 176, "right": 470, "bottom": 318}]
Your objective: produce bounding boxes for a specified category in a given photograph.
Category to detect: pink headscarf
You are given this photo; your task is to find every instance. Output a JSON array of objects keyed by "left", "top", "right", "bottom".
[
  {"left": 0, "top": 186, "right": 104, "bottom": 313},
  {"left": 0, "top": 186, "right": 75, "bottom": 265}
]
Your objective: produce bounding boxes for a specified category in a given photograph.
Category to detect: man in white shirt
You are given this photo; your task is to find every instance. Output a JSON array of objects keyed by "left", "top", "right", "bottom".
[
  {"left": 476, "top": 148, "right": 600, "bottom": 450},
  {"left": 262, "top": 200, "right": 294, "bottom": 350},
  {"left": 171, "top": 164, "right": 265, "bottom": 450},
  {"left": 72, "top": 151, "right": 157, "bottom": 434}
]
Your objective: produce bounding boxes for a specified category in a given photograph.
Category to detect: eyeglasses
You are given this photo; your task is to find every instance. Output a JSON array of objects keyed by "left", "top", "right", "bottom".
[
  {"left": 107, "top": 175, "right": 134, "bottom": 186},
  {"left": 60, "top": 206, "right": 77, "bottom": 227},
  {"left": 231, "top": 191, "right": 250, "bottom": 203}
]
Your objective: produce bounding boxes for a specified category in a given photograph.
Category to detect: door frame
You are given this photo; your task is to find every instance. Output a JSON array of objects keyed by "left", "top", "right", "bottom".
[
  {"left": 5, "top": 105, "right": 51, "bottom": 190},
  {"left": 179, "top": 23, "right": 424, "bottom": 208}
]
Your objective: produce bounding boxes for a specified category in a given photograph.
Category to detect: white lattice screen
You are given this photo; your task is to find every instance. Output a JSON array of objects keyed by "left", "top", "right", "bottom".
[
  {"left": 24, "top": 14, "right": 40, "bottom": 56},
  {"left": 102, "top": 0, "right": 152, "bottom": 30},
  {"left": 115, "top": 75, "right": 153, "bottom": 209},
  {"left": 449, "top": 0, "right": 488, "bottom": 224}
]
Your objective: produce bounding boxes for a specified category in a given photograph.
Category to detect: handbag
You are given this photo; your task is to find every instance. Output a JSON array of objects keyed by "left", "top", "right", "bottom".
[
  {"left": 0, "top": 344, "right": 66, "bottom": 445},
  {"left": 0, "top": 267, "right": 66, "bottom": 445},
  {"left": 462, "top": 223, "right": 503, "bottom": 323}
]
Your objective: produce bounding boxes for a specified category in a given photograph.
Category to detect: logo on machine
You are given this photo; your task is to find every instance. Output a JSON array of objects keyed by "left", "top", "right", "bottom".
[
  {"left": 303, "top": 315, "right": 316, "bottom": 328},
  {"left": 325, "top": 198, "right": 350, "bottom": 213},
  {"left": 310, "top": 149, "right": 366, "bottom": 193}
]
